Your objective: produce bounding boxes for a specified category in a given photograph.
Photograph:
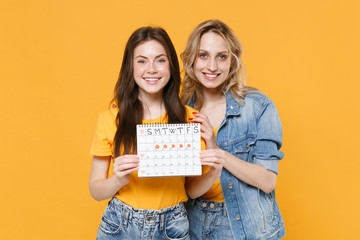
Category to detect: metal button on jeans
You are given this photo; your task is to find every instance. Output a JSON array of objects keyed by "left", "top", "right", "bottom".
[
  {"left": 235, "top": 215, "right": 240, "bottom": 220},
  {"left": 202, "top": 202, "right": 207, "bottom": 207},
  {"left": 210, "top": 203, "right": 215, "bottom": 208},
  {"left": 228, "top": 183, "right": 233, "bottom": 189}
]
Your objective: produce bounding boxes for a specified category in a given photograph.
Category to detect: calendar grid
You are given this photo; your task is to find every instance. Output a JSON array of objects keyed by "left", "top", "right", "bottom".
[{"left": 137, "top": 123, "right": 202, "bottom": 177}]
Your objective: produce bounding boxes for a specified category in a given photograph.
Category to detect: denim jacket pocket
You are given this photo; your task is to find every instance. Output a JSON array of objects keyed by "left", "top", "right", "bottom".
[
  {"left": 257, "top": 190, "right": 284, "bottom": 235},
  {"left": 232, "top": 137, "right": 255, "bottom": 161}
]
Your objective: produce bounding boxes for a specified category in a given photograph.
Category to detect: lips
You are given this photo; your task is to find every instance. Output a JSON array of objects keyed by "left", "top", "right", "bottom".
[
  {"left": 143, "top": 77, "right": 161, "bottom": 84},
  {"left": 203, "top": 72, "right": 220, "bottom": 80}
]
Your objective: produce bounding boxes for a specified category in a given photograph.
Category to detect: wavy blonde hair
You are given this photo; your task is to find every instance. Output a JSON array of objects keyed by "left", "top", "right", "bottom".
[{"left": 181, "top": 19, "right": 254, "bottom": 109}]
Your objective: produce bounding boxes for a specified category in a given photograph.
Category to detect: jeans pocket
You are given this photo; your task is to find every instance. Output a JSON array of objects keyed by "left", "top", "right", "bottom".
[
  {"left": 98, "top": 208, "right": 122, "bottom": 235},
  {"left": 164, "top": 214, "right": 189, "bottom": 240}
]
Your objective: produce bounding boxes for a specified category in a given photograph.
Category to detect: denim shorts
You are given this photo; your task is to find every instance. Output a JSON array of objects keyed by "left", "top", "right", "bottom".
[
  {"left": 186, "top": 198, "right": 245, "bottom": 240},
  {"left": 96, "top": 197, "right": 190, "bottom": 240}
]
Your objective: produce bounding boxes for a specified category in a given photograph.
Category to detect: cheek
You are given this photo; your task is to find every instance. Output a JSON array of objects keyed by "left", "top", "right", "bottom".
[
  {"left": 159, "top": 64, "right": 171, "bottom": 76},
  {"left": 221, "top": 61, "right": 231, "bottom": 74},
  {"left": 194, "top": 61, "right": 205, "bottom": 74},
  {"left": 133, "top": 65, "right": 144, "bottom": 76}
]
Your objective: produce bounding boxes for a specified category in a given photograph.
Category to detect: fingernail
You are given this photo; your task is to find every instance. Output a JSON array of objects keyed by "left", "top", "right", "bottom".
[
  {"left": 193, "top": 112, "right": 198, "bottom": 115},
  {"left": 189, "top": 118, "right": 193, "bottom": 120}
]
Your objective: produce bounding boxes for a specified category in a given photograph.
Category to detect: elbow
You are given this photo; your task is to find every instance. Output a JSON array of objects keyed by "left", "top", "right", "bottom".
[
  {"left": 262, "top": 184, "right": 275, "bottom": 194},
  {"left": 89, "top": 191, "right": 103, "bottom": 201},
  {"left": 185, "top": 187, "right": 198, "bottom": 200},
  {"left": 185, "top": 183, "right": 201, "bottom": 199},
  {"left": 261, "top": 174, "right": 277, "bottom": 194},
  {"left": 187, "top": 191, "right": 199, "bottom": 200},
  {"left": 89, "top": 183, "right": 103, "bottom": 201},
  {"left": 89, "top": 188, "right": 100, "bottom": 201}
]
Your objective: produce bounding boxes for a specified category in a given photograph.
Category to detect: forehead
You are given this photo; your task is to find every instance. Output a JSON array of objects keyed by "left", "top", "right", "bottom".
[
  {"left": 133, "top": 40, "right": 167, "bottom": 57},
  {"left": 199, "top": 32, "right": 228, "bottom": 52}
]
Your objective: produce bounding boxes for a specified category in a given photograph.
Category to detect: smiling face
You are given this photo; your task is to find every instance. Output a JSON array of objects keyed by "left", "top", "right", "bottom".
[
  {"left": 194, "top": 32, "right": 231, "bottom": 91},
  {"left": 133, "top": 40, "right": 170, "bottom": 99}
]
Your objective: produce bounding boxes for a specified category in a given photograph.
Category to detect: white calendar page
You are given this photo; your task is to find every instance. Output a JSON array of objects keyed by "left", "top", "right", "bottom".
[{"left": 136, "top": 123, "right": 202, "bottom": 177}]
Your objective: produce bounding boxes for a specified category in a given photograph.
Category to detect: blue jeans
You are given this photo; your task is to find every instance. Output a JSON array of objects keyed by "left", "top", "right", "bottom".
[
  {"left": 186, "top": 198, "right": 244, "bottom": 240},
  {"left": 97, "top": 198, "right": 190, "bottom": 240}
]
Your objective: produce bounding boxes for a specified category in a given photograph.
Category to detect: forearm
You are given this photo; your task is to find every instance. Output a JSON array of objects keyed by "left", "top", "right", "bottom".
[
  {"left": 224, "top": 151, "right": 277, "bottom": 193},
  {"left": 89, "top": 175, "right": 124, "bottom": 201},
  {"left": 185, "top": 172, "right": 218, "bottom": 199}
]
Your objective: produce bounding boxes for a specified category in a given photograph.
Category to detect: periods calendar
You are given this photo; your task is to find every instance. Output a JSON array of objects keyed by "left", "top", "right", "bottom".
[{"left": 137, "top": 123, "right": 202, "bottom": 177}]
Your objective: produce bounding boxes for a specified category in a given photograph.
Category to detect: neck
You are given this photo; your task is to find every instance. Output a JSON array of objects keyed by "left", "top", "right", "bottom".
[
  {"left": 139, "top": 92, "right": 165, "bottom": 120},
  {"left": 202, "top": 87, "right": 226, "bottom": 107}
]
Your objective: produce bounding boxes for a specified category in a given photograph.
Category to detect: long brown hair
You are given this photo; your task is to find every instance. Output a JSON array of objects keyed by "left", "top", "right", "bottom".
[
  {"left": 181, "top": 19, "right": 254, "bottom": 109},
  {"left": 113, "top": 27, "right": 186, "bottom": 157}
]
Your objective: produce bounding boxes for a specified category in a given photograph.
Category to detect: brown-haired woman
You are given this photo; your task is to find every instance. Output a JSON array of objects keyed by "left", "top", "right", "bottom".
[
  {"left": 89, "top": 27, "right": 201, "bottom": 240},
  {"left": 182, "top": 20, "right": 286, "bottom": 240}
]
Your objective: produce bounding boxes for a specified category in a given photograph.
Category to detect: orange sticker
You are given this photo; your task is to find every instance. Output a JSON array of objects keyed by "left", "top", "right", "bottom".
[
  {"left": 140, "top": 154, "right": 144, "bottom": 158},
  {"left": 187, "top": 144, "right": 191, "bottom": 148},
  {"left": 140, "top": 129, "right": 144, "bottom": 134},
  {"left": 171, "top": 144, "right": 175, "bottom": 148},
  {"left": 164, "top": 144, "right": 168, "bottom": 149},
  {"left": 140, "top": 170, "right": 146, "bottom": 174},
  {"left": 179, "top": 144, "right": 183, "bottom": 148}
]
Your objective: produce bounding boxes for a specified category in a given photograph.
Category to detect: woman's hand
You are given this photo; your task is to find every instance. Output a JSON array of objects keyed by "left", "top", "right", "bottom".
[
  {"left": 190, "top": 112, "right": 217, "bottom": 149},
  {"left": 200, "top": 148, "right": 226, "bottom": 179},
  {"left": 113, "top": 154, "right": 139, "bottom": 186}
]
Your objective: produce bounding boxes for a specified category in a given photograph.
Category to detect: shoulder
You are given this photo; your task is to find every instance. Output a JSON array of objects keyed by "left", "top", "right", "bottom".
[
  {"left": 97, "top": 104, "right": 118, "bottom": 123},
  {"left": 184, "top": 105, "right": 198, "bottom": 113},
  {"left": 244, "top": 90, "right": 273, "bottom": 107},
  {"left": 184, "top": 105, "right": 198, "bottom": 121},
  {"left": 233, "top": 90, "right": 278, "bottom": 120}
]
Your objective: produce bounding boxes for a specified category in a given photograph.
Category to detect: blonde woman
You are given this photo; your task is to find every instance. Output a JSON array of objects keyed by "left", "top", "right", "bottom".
[{"left": 181, "top": 20, "right": 285, "bottom": 240}]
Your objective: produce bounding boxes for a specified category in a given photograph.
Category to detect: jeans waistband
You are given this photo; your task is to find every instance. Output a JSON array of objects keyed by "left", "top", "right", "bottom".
[
  {"left": 109, "top": 197, "right": 186, "bottom": 228},
  {"left": 191, "top": 198, "right": 227, "bottom": 216}
]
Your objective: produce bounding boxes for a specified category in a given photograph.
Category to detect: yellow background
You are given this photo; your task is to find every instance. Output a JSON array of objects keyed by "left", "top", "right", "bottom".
[{"left": 1, "top": 0, "right": 359, "bottom": 239}]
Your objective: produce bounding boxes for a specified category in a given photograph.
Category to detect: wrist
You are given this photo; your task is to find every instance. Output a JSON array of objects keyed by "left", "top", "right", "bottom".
[{"left": 112, "top": 174, "right": 126, "bottom": 189}]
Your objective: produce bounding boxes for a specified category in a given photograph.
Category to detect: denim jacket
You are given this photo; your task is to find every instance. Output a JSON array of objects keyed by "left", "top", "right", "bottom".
[{"left": 189, "top": 91, "right": 285, "bottom": 240}]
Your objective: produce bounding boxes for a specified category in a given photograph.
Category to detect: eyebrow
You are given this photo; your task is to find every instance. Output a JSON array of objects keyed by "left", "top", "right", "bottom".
[
  {"left": 134, "top": 54, "right": 168, "bottom": 59},
  {"left": 199, "top": 49, "right": 229, "bottom": 54}
]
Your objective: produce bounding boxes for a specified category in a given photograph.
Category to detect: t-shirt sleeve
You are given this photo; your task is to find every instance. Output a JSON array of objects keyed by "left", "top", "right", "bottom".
[{"left": 90, "top": 113, "right": 113, "bottom": 156}]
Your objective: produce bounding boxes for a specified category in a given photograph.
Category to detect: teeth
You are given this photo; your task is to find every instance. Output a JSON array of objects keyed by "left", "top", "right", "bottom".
[
  {"left": 205, "top": 74, "right": 218, "bottom": 78},
  {"left": 144, "top": 78, "right": 159, "bottom": 82}
]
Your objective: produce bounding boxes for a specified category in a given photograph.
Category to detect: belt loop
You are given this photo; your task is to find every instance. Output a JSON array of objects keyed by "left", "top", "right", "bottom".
[
  {"left": 160, "top": 213, "right": 165, "bottom": 230},
  {"left": 123, "top": 210, "right": 130, "bottom": 227}
]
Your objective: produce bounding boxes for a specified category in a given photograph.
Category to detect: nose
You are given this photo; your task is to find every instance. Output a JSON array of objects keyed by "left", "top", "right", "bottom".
[
  {"left": 207, "top": 58, "right": 218, "bottom": 71},
  {"left": 147, "top": 61, "right": 157, "bottom": 74}
]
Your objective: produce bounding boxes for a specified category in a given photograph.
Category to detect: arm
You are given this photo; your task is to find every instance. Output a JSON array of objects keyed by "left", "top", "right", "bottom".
[
  {"left": 186, "top": 113, "right": 224, "bottom": 199},
  {"left": 223, "top": 100, "right": 283, "bottom": 193},
  {"left": 188, "top": 102, "right": 282, "bottom": 194},
  {"left": 185, "top": 155, "right": 223, "bottom": 199},
  {"left": 223, "top": 151, "right": 277, "bottom": 193},
  {"left": 89, "top": 155, "right": 139, "bottom": 201},
  {"left": 187, "top": 148, "right": 276, "bottom": 196}
]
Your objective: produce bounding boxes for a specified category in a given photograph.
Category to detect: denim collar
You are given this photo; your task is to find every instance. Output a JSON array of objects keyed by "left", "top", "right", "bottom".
[{"left": 187, "top": 91, "right": 241, "bottom": 116}]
